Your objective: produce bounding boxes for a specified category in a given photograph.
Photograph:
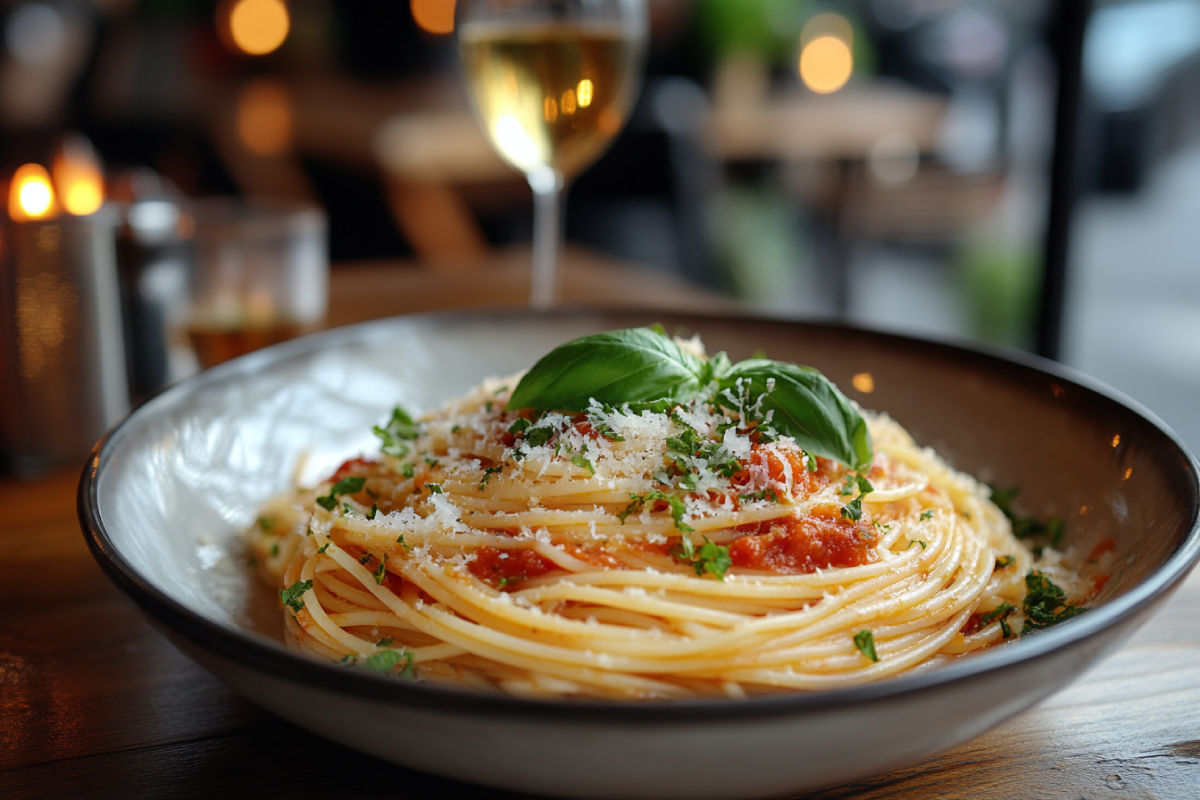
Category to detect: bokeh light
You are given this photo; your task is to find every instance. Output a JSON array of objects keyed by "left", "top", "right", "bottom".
[
  {"left": 226, "top": 0, "right": 290, "bottom": 56},
  {"left": 799, "top": 35, "right": 853, "bottom": 94},
  {"left": 577, "top": 79, "right": 594, "bottom": 108},
  {"left": 238, "top": 78, "right": 293, "bottom": 155},
  {"left": 9, "top": 164, "right": 59, "bottom": 221},
  {"left": 53, "top": 136, "right": 105, "bottom": 216},
  {"left": 411, "top": 0, "right": 455, "bottom": 35}
]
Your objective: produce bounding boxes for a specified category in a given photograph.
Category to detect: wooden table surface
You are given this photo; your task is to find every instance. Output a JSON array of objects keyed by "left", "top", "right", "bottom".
[{"left": 3, "top": 258, "right": 1199, "bottom": 799}]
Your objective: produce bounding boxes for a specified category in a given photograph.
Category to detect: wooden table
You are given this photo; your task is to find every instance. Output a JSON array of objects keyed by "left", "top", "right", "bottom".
[{"left": 3, "top": 262, "right": 1199, "bottom": 799}]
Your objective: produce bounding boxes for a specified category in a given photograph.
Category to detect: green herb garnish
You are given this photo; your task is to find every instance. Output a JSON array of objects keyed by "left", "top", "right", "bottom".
[
  {"left": 619, "top": 490, "right": 693, "bottom": 532},
  {"left": 479, "top": 465, "right": 504, "bottom": 490},
  {"left": 280, "top": 580, "right": 312, "bottom": 613},
  {"left": 373, "top": 406, "right": 421, "bottom": 458},
  {"left": 979, "top": 601, "right": 1015, "bottom": 639},
  {"left": 361, "top": 649, "right": 415, "bottom": 678},
  {"left": 316, "top": 476, "right": 366, "bottom": 511},
  {"left": 1022, "top": 571, "right": 1086, "bottom": 634},
  {"left": 854, "top": 630, "right": 879, "bottom": 662},
  {"left": 505, "top": 327, "right": 872, "bottom": 470}
]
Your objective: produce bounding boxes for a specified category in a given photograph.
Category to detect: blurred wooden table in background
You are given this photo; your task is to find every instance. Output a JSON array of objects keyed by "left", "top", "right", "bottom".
[{"left": 2, "top": 256, "right": 1199, "bottom": 799}]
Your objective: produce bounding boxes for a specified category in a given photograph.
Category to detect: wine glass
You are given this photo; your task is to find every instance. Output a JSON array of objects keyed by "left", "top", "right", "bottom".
[{"left": 458, "top": 0, "right": 647, "bottom": 309}]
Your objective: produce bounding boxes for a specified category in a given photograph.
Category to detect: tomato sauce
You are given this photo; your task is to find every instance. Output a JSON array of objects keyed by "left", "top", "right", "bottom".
[
  {"left": 729, "top": 514, "right": 877, "bottom": 574},
  {"left": 468, "top": 547, "right": 557, "bottom": 589},
  {"left": 732, "top": 445, "right": 831, "bottom": 498}
]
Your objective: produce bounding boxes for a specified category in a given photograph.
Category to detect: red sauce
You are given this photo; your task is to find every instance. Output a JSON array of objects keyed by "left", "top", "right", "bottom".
[
  {"left": 729, "top": 514, "right": 877, "bottom": 574},
  {"left": 732, "top": 445, "right": 831, "bottom": 498},
  {"left": 468, "top": 547, "right": 557, "bottom": 589},
  {"left": 962, "top": 613, "right": 985, "bottom": 635}
]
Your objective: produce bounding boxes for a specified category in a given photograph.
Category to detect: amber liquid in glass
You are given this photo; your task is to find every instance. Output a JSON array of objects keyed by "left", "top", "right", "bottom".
[{"left": 187, "top": 321, "right": 308, "bottom": 369}]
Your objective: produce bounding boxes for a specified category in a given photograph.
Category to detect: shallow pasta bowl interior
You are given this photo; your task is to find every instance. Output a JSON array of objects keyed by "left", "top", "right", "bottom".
[{"left": 79, "top": 310, "right": 1200, "bottom": 800}]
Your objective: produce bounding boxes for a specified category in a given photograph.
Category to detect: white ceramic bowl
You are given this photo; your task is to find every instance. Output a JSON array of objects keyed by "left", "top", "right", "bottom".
[{"left": 79, "top": 311, "right": 1200, "bottom": 799}]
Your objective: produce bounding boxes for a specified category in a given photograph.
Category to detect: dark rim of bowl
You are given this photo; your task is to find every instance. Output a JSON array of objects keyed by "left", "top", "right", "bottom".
[{"left": 79, "top": 308, "right": 1200, "bottom": 724}]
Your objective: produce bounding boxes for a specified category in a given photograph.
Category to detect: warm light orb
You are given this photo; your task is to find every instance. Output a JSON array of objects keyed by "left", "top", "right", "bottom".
[
  {"left": 576, "top": 79, "right": 593, "bottom": 108},
  {"left": 53, "top": 135, "right": 105, "bottom": 216},
  {"left": 852, "top": 372, "right": 875, "bottom": 393},
  {"left": 411, "top": 0, "right": 455, "bottom": 35},
  {"left": 800, "top": 35, "right": 853, "bottom": 94},
  {"left": 238, "top": 78, "right": 293, "bottom": 155},
  {"left": 9, "top": 163, "right": 59, "bottom": 221},
  {"left": 228, "top": 0, "right": 290, "bottom": 56}
]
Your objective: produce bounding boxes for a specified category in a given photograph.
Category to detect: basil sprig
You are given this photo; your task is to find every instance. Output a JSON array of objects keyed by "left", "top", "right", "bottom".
[{"left": 506, "top": 327, "right": 873, "bottom": 471}]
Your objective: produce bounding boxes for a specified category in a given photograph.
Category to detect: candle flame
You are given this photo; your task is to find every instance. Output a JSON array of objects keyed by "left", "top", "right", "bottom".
[
  {"left": 53, "top": 135, "right": 105, "bottom": 216},
  {"left": 9, "top": 164, "right": 59, "bottom": 221}
]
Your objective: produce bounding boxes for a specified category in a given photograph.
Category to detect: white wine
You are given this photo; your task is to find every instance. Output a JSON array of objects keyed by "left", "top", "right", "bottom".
[{"left": 461, "top": 22, "right": 641, "bottom": 179}]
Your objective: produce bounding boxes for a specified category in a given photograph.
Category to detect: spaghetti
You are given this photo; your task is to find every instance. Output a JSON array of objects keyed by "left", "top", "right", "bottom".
[{"left": 250, "top": 330, "right": 1090, "bottom": 699}]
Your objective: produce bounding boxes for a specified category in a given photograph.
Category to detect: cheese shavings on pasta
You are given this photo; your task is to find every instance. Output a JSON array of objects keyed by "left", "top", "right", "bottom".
[{"left": 251, "top": 346, "right": 1093, "bottom": 699}]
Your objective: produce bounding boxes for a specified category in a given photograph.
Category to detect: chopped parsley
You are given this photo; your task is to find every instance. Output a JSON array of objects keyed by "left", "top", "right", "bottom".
[
  {"left": 270, "top": 543, "right": 279, "bottom": 557},
  {"left": 995, "top": 555, "right": 1015, "bottom": 569},
  {"left": 671, "top": 535, "right": 732, "bottom": 580},
  {"left": 569, "top": 443, "right": 596, "bottom": 475},
  {"left": 373, "top": 405, "right": 421, "bottom": 458},
  {"left": 854, "top": 630, "right": 879, "bottom": 662},
  {"left": 361, "top": 649, "right": 415, "bottom": 678},
  {"left": 479, "top": 464, "right": 504, "bottom": 490},
  {"left": 367, "top": 503, "right": 379, "bottom": 520},
  {"left": 280, "top": 579, "right": 312, "bottom": 613},
  {"left": 377, "top": 638, "right": 393, "bottom": 647},
  {"left": 401, "top": 462, "right": 415, "bottom": 479},
  {"left": 257, "top": 516, "right": 276, "bottom": 533},
  {"left": 1022, "top": 571, "right": 1086, "bottom": 634},
  {"left": 317, "top": 542, "right": 330, "bottom": 554},
  {"left": 316, "top": 476, "right": 366, "bottom": 511},
  {"left": 738, "top": 489, "right": 779, "bottom": 503},
  {"left": 525, "top": 426, "right": 555, "bottom": 448},
  {"left": 496, "top": 573, "right": 526, "bottom": 589},
  {"left": 585, "top": 405, "right": 626, "bottom": 442},
  {"left": 396, "top": 534, "right": 411, "bottom": 551},
  {"left": 840, "top": 474, "right": 874, "bottom": 522},
  {"left": 919, "top": 509, "right": 933, "bottom": 520},
  {"left": 619, "top": 490, "right": 693, "bottom": 532},
  {"left": 373, "top": 554, "right": 388, "bottom": 584},
  {"left": 426, "top": 483, "right": 443, "bottom": 495},
  {"left": 695, "top": 538, "right": 731, "bottom": 580},
  {"left": 508, "top": 417, "right": 531, "bottom": 435},
  {"left": 979, "top": 601, "right": 1015, "bottom": 639},
  {"left": 906, "top": 539, "right": 927, "bottom": 551}
]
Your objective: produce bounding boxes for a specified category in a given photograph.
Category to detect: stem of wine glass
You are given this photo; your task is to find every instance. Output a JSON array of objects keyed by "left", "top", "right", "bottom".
[{"left": 528, "top": 166, "right": 565, "bottom": 310}]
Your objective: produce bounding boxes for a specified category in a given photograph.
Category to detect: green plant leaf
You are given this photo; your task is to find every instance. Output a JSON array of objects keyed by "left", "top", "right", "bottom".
[
  {"left": 506, "top": 327, "right": 709, "bottom": 412},
  {"left": 719, "top": 360, "right": 872, "bottom": 471}
]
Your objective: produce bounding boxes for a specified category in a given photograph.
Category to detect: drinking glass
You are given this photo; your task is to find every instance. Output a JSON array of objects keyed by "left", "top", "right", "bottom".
[{"left": 458, "top": 0, "right": 647, "bottom": 309}]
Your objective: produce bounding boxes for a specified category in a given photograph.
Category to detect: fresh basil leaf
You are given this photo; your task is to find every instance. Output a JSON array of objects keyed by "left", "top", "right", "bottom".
[
  {"left": 719, "top": 360, "right": 872, "bottom": 471},
  {"left": 506, "top": 327, "right": 708, "bottom": 412}
]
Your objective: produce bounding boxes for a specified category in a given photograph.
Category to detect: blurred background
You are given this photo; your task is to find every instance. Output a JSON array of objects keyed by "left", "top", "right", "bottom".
[{"left": 1, "top": 0, "right": 1199, "bottom": 465}]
